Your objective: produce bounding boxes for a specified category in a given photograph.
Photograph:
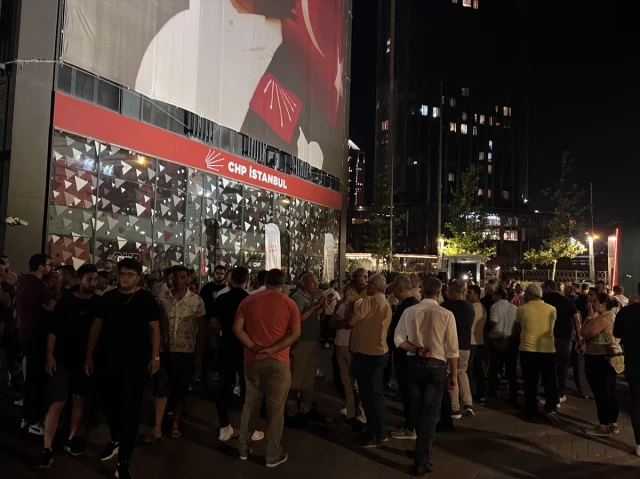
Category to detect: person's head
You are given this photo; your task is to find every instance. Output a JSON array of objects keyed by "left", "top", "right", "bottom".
[
  {"left": 231, "top": 266, "right": 250, "bottom": 288},
  {"left": 343, "top": 281, "right": 359, "bottom": 302},
  {"left": 485, "top": 280, "right": 496, "bottom": 294},
  {"left": 117, "top": 258, "right": 143, "bottom": 291},
  {"left": 29, "top": 253, "right": 53, "bottom": 277},
  {"left": 507, "top": 288, "right": 517, "bottom": 304},
  {"left": 212, "top": 265, "right": 226, "bottom": 283},
  {"left": 588, "top": 287, "right": 597, "bottom": 303},
  {"left": 495, "top": 288, "right": 508, "bottom": 301},
  {"left": 77, "top": 264, "right": 99, "bottom": 295},
  {"left": 256, "top": 270, "right": 267, "bottom": 287},
  {"left": 594, "top": 292, "right": 615, "bottom": 313},
  {"left": 104, "top": 259, "right": 114, "bottom": 271},
  {"left": 367, "top": 274, "right": 387, "bottom": 296},
  {"left": 613, "top": 285, "right": 624, "bottom": 296},
  {"left": 515, "top": 283, "right": 523, "bottom": 294},
  {"left": 408, "top": 273, "right": 420, "bottom": 290},
  {"left": 299, "top": 272, "right": 319, "bottom": 294},
  {"left": 58, "top": 265, "right": 77, "bottom": 288},
  {"left": 0, "top": 255, "right": 9, "bottom": 269},
  {"left": 391, "top": 275, "right": 413, "bottom": 301},
  {"left": 97, "top": 271, "right": 110, "bottom": 290},
  {"left": 564, "top": 284, "right": 575, "bottom": 297},
  {"left": 543, "top": 280, "right": 558, "bottom": 293},
  {"left": 172, "top": 266, "right": 191, "bottom": 292},
  {"left": 580, "top": 283, "right": 590, "bottom": 295},
  {"left": 224, "top": 269, "right": 232, "bottom": 286},
  {"left": 500, "top": 278, "right": 512, "bottom": 290},
  {"left": 448, "top": 279, "right": 467, "bottom": 299},
  {"left": 162, "top": 266, "right": 176, "bottom": 288},
  {"left": 143, "top": 274, "right": 158, "bottom": 290},
  {"left": 352, "top": 268, "right": 368, "bottom": 288},
  {"left": 466, "top": 284, "right": 481, "bottom": 303},
  {"left": 188, "top": 282, "right": 198, "bottom": 293},
  {"left": 595, "top": 280, "right": 606, "bottom": 293},
  {"left": 524, "top": 284, "right": 543, "bottom": 302},
  {"left": 0, "top": 259, "right": 6, "bottom": 276},
  {"left": 422, "top": 276, "right": 442, "bottom": 300},
  {"left": 329, "top": 279, "right": 340, "bottom": 290},
  {"left": 265, "top": 268, "right": 285, "bottom": 290}
]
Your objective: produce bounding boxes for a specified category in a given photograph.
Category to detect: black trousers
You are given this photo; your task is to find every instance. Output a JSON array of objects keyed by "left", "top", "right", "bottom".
[
  {"left": 22, "top": 338, "right": 47, "bottom": 425},
  {"left": 408, "top": 357, "right": 447, "bottom": 468},
  {"left": 97, "top": 361, "right": 148, "bottom": 462},
  {"left": 353, "top": 352, "right": 388, "bottom": 438},
  {"left": 469, "top": 345, "right": 486, "bottom": 400},
  {"left": 520, "top": 351, "right": 558, "bottom": 417},
  {"left": 554, "top": 339, "right": 573, "bottom": 398},
  {"left": 394, "top": 349, "right": 415, "bottom": 431},
  {"left": 215, "top": 349, "right": 245, "bottom": 428},
  {"left": 625, "top": 366, "right": 640, "bottom": 445},
  {"left": 383, "top": 338, "right": 394, "bottom": 385},
  {"left": 584, "top": 355, "right": 619, "bottom": 425},
  {"left": 488, "top": 337, "right": 519, "bottom": 399}
]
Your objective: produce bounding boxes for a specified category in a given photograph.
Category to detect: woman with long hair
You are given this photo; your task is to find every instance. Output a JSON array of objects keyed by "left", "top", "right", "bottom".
[{"left": 580, "top": 292, "right": 625, "bottom": 437}]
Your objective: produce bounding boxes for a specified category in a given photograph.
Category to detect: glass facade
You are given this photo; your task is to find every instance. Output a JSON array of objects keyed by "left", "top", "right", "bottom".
[{"left": 48, "top": 130, "right": 341, "bottom": 282}]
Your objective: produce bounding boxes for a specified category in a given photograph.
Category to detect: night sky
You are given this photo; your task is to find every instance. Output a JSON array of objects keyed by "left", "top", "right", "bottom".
[{"left": 348, "top": 0, "right": 640, "bottom": 232}]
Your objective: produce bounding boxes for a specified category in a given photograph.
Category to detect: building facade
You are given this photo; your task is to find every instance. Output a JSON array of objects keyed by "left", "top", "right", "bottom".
[
  {"left": 376, "top": 0, "right": 530, "bottom": 264},
  {"left": 0, "top": 0, "right": 352, "bottom": 282}
]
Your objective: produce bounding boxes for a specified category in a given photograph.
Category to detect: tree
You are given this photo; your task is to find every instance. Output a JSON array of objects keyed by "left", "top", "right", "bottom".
[
  {"left": 365, "top": 176, "right": 403, "bottom": 271},
  {"left": 442, "top": 166, "right": 496, "bottom": 259},
  {"left": 523, "top": 151, "right": 587, "bottom": 280}
]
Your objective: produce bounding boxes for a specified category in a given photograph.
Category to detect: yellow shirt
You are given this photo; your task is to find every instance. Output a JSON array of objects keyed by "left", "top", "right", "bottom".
[
  {"left": 351, "top": 293, "right": 392, "bottom": 356},
  {"left": 516, "top": 300, "right": 557, "bottom": 353}
]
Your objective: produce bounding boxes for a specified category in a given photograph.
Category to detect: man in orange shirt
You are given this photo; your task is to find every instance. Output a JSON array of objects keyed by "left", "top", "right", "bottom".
[{"left": 233, "top": 269, "right": 301, "bottom": 468}]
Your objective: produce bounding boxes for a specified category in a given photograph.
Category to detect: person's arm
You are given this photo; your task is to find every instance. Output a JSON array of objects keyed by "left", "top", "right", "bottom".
[
  {"left": 45, "top": 333, "right": 57, "bottom": 376},
  {"left": 572, "top": 313, "right": 583, "bottom": 345},
  {"left": 43, "top": 299, "right": 56, "bottom": 311},
  {"left": 444, "top": 314, "right": 459, "bottom": 391},
  {"left": 148, "top": 321, "right": 160, "bottom": 375},
  {"left": 84, "top": 318, "right": 103, "bottom": 376},
  {"left": 513, "top": 307, "right": 523, "bottom": 337},
  {"left": 447, "top": 357, "right": 458, "bottom": 391},
  {"left": 194, "top": 297, "right": 206, "bottom": 368},
  {"left": 347, "top": 297, "right": 370, "bottom": 328},
  {"left": 232, "top": 306, "right": 260, "bottom": 355},
  {"left": 298, "top": 295, "right": 326, "bottom": 322},
  {"left": 259, "top": 322, "right": 301, "bottom": 358},
  {"left": 580, "top": 315, "right": 608, "bottom": 338}
]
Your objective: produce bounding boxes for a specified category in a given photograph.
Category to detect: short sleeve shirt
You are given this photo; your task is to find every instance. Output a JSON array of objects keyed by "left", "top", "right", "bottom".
[
  {"left": 236, "top": 290, "right": 301, "bottom": 364},
  {"left": 16, "top": 274, "right": 53, "bottom": 345},
  {"left": 291, "top": 290, "right": 321, "bottom": 341},
  {"left": 516, "top": 300, "right": 557, "bottom": 353},
  {"left": 542, "top": 292, "right": 577, "bottom": 340},
  {"left": 157, "top": 289, "right": 206, "bottom": 353},
  {"left": 351, "top": 293, "right": 392, "bottom": 356}
]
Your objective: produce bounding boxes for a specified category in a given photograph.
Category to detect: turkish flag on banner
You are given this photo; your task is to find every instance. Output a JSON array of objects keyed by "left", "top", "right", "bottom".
[{"left": 249, "top": 74, "right": 303, "bottom": 143}]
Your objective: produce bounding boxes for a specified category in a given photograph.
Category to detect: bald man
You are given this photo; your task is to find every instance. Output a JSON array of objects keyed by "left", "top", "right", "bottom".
[{"left": 347, "top": 274, "right": 392, "bottom": 447}]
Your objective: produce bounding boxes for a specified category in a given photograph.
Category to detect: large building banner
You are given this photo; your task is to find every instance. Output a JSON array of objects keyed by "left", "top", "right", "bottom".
[{"left": 62, "top": 0, "right": 349, "bottom": 180}]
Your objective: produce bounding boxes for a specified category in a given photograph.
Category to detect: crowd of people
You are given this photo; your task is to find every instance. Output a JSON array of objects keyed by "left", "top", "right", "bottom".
[{"left": 1, "top": 256, "right": 640, "bottom": 477}]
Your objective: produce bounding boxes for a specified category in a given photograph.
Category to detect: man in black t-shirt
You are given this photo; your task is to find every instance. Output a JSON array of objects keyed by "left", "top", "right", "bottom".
[
  {"left": 85, "top": 259, "right": 160, "bottom": 479},
  {"left": 542, "top": 280, "right": 581, "bottom": 405},
  {"left": 442, "top": 280, "right": 476, "bottom": 418},
  {"left": 213, "top": 266, "right": 250, "bottom": 441},
  {"left": 37, "top": 264, "right": 101, "bottom": 469},
  {"left": 199, "top": 265, "right": 228, "bottom": 385}
]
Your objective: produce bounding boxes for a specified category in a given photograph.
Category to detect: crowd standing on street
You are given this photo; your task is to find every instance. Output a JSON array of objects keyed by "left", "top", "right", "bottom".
[{"left": 1, "top": 254, "right": 640, "bottom": 478}]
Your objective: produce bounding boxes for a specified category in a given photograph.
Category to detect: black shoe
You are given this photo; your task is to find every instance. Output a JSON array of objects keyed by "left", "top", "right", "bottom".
[
  {"left": 411, "top": 462, "right": 435, "bottom": 476},
  {"left": 99, "top": 441, "right": 120, "bottom": 461},
  {"left": 35, "top": 448, "right": 54, "bottom": 469},
  {"left": 115, "top": 460, "right": 132, "bottom": 479},
  {"left": 303, "top": 409, "right": 326, "bottom": 424},
  {"left": 354, "top": 433, "right": 381, "bottom": 448},
  {"left": 478, "top": 397, "right": 487, "bottom": 405},
  {"left": 284, "top": 414, "right": 307, "bottom": 428},
  {"left": 507, "top": 398, "right": 522, "bottom": 409},
  {"left": 266, "top": 452, "right": 288, "bottom": 468},
  {"left": 64, "top": 436, "right": 85, "bottom": 456}
]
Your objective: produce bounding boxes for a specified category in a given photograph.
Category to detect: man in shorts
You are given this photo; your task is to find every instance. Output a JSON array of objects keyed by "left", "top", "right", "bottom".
[
  {"left": 145, "top": 266, "right": 206, "bottom": 442},
  {"left": 37, "top": 264, "right": 102, "bottom": 469}
]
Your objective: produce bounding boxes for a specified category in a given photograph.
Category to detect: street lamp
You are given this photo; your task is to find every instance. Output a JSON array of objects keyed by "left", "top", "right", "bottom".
[
  {"left": 437, "top": 237, "right": 445, "bottom": 268},
  {"left": 588, "top": 234, "right": 598, "bottom": 282}
]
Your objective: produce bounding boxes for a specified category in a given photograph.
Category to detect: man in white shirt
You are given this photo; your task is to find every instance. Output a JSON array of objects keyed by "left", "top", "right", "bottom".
[
  {"left": 394, "top": 277, "right": 459, "bottom": 476},
  {"left": 487, "top": 288, "right": 520, "bottom": 404},
  {"left": 613, "top": 285, "right": 629, "bottom": 308}
]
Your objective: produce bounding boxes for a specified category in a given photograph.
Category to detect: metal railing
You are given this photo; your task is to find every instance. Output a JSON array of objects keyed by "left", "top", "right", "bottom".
[{"left": 507, "top": 270, "right": 608, "bottom": 284}]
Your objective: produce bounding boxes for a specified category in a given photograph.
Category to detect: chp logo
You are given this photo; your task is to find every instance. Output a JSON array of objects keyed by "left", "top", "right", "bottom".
[
  {"left": 204, "top": 149, "right": 225, "bottom": 173},
  {"left": 109, "top": 252, "right": 142, "bottom": 263}
]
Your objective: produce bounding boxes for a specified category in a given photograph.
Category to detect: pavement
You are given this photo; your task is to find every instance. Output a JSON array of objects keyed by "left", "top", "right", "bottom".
[{"left": 1, "top": 348, "right": 640, "bottom": 479}]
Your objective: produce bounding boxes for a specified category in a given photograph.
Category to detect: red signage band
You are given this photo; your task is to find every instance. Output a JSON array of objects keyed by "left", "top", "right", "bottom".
[{"left": 52, "top": 93, "right": 343, "bottom": 210}]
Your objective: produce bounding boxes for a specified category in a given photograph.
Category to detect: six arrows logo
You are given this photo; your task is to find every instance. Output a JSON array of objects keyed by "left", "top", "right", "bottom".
[{"left": 204, "top": 149, "right": 225, "bottom": 173}]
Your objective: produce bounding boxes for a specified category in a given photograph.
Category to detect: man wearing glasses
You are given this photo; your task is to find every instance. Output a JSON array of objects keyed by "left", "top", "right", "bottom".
[
  {"left": 287, "top": 272, "right": 328, "bottom": 421},
  {"left": 84, "top": 259, "right": 160, "bottom": 479}
]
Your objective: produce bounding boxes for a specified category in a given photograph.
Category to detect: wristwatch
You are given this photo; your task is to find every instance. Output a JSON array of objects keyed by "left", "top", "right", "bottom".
[{"left": 152, "top": 356, "right": 160, "bottom": 362}]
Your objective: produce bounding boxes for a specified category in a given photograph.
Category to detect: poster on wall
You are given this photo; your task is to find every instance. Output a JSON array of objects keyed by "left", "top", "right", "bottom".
[
  {"left": 322, "top": 233, "right": 335, "bottom": 282},
  {"left": 265, "top": 223, "right": 282, "bottom": 270},
  {"left": 62, "top": 0, "right": 349, "bottom": 180}
]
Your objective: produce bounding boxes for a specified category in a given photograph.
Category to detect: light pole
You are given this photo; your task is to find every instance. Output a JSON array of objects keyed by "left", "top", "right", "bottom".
[{"left": 588, "top": 235, "right": 597, "bottom": 282}]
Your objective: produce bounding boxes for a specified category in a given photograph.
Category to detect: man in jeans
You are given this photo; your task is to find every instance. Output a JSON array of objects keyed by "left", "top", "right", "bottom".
[
  {"left": 542, "top": 280, "right": 581, "bottom": 405},
  {"left": 516, "top": 284, "right": 558, "bottom": 421},
  {"left": 613, "top": 301, "right": 640, "bottom": 457},
  {"left": 233, "top": 269, "right": 301, "bottom": 468},
  {"left": 347, "top": 274, "right": 392, "bottom": 447},
  {"left": 394, "top": 277, "right": 459, "bottom": 476},
  {"left": 441, "top": 280, "right": 475, "bottom": 418}
]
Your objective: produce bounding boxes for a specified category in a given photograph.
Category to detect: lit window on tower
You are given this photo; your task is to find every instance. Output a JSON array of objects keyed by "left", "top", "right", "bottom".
[
  {"left": 479, "top": 152, "right": 485, "bottom": 160},
  {"left": 480, "top": 115, "right": 485, "bottom": 124},
  {"left": 488, "top": 164, "right": 493, "bottom": 174},
  {"left": 461, "top": 124, "right": 468, "bottom": 134},
  {"left": 463, "top": 0, "right": 472, "bottom": 7},
  {"left": 450, "top": 97, "right": 456, "bottom": 107},
  {"left": 477, "top": 188, "right": 483, "bottom": 196},
  {"left": 432, "top": 107, "right": 440, "bottom": 118},
  {"left": 487, "top": 188, "right": 492, "bottom": 198},
  {"left": 381, "top": 120, "right": 389, "bottom": 131},
  {"left": 461, "top": 87, "right": 470, "bottom": 96},
  {"left": 450, "top": 122, "right": 457, "bottom": 132},
  {"left": 503, "top": 106, "right": 512, "bottom": 116},
  {"left": 473, "top": 126, "right": 478, "bottom": 136},
  {"left": 473, "top": 0, "right": 479, "bottom": 9},
  {"left": 448, "top": 173, "right": 455, "bottom": 182},
  {"left": 503, "top": 190, "right": 510, "bottom": 200},
  {"left": 421, "top": 105, "right": 429, "bottom": 116},
  {"left": 462, "top": 112, "right": 468, "bottom": 121}
]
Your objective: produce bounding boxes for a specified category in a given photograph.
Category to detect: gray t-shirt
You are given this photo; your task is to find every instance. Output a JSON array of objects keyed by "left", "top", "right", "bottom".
[{"left": 291, "top": 290, "right": 321, "bottom": 342}]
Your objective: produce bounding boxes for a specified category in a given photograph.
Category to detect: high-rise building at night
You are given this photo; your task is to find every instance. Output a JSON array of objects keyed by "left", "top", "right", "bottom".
[
  {"left": 347, "top": 140, "right": 366, "bottom": 208},
  {"left": 0, "top": 0, "right": 352, "bottom": 280},
  {"left": 376, "top": 0, "right": 529, "bottom": 263}
]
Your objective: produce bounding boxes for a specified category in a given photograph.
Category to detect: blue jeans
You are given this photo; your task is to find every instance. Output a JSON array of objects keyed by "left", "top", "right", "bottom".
[
  {"left": 409, "top": 356, "right": 447, "bottom": 468},
  {"left": 353, "top": 352, "right": 388, "bottom": 438}
]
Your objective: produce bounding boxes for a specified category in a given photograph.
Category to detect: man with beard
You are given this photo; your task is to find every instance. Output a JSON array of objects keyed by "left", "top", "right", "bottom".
[
  {"left": 17, "top": 254, "right": 56, "bottom": 436},
  {"left": 37, "top": 265, "right": 101, "bottom": 469},
  {"left": 85, "top": 259, "right": 160, "bottom": 479},
  {"left": 200, "top": 265, "right": 228, "bottom": 314},
  {"left": 57, "top": 265, "right": 79, "bottom": 298}
]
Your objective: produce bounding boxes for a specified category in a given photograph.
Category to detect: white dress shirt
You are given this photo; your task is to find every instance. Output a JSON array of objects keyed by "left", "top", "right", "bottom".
[
  {"left": 323, "top": 288, "right": 341, "bottom": 315},
  {"left": 489, "top": 299, "right": 519, "bottom": 339},
  {"left": 394, "top": 299, "right": 459, "bottom": 362}
]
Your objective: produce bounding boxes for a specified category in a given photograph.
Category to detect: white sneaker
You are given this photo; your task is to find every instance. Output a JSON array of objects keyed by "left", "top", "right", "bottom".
[
  {"left": 340, "top": 407, "right": 348, "bottom": 416},
  {"left": 635, "top": 444, "right": 640, "bottom": 457},
  {"left": 558, "top": 395, "right": 567, "bottom": 403},
  {"left": 29, "top": 422, "right": 45, "bottom": 436},
  {"left": 14, "top": 399, "right": 23, "bottom": 407},
  {"left": 251, "top": 430, "right": 264, "bottom": 441},
  {"left": 233, "top": 386, "right": 241, "bottom": 397},
  {"left": 218, "top": 425, "right": 239, "bottom": 442}
]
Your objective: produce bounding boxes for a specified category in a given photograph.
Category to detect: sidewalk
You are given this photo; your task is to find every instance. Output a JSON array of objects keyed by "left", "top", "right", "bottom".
[{"left": 1, "top": 350, "right": 639, "bottom": 478}]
